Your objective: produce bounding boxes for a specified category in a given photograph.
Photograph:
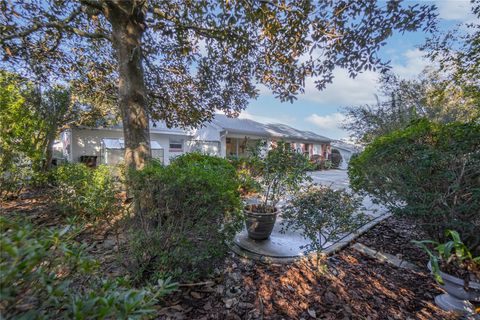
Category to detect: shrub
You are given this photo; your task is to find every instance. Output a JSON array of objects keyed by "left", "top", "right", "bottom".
[
  {"left": 52, "top": 163, "right": 122, "bottom": 222},
  {"left": 330, "top": 149, "right": 342, "bottom": 168},
  {"left": 127, "top": 153, "right": 243, "bottom": 282},
  {"left": 228, "top": 156, "right": 262, "bottom": 195},
  {"left": 0, "top": 215, "right": 176, "bottom": 319},
  {"left": 310, "top": 155, "right": 332, "bottom": 171},
  {"left": 349, "top": 119, "right": 480, "bottom": 254},
  {"left": 281, "top": 185, "right": 365, "bottom": 269},
  {"left": 0, "top": 153, "right": 34, "bottom": 199},
  {"left": 252, "top": 141, "right": 311, "bottom": 210}
]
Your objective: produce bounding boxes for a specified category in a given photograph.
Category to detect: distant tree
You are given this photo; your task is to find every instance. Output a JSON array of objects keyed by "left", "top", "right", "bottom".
[
  {"left": 423, "top": 0, "right": 480, "bottom": 104},
  {"left": 0, "top": 71, "right": 43, "bottom": 174},
  {"left": 342, "top": 69, "right": 480, "bottom": 144},
  {"left": 0, "top": 70, "right": 104, "bottom": 173},
  {"left": 0, "top": 0, "right": 437, "bottom": 171}
]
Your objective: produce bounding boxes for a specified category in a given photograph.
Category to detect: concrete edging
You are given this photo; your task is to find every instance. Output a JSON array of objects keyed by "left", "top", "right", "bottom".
[{"left": 229, "top": 212, "right": 392, "bottom": 264}]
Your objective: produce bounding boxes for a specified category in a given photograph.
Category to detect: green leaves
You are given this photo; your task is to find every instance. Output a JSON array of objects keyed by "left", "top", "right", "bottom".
[
  {"left": 252, "top": 140, "right": 311, "bottom": 208},
  {"left": 281, "top": 185, "right": 366, "bottom": 268},
  {"left": 1, "top": 1, "right": 437, "bottom": 129},
  {"left": 349, "top": 119, "right": 480, "bottom": 254},
  {"left": 413, "top": 230, "right": 480, "bottom": 285},
  {"left": 52, "top": 163, "right": 122, "bottom": 222},
  {"left": 127, "top": 154, "right": 243, "bottom": 283},
  {"left": 0, "top": 216, "right": 176, "bottom": 319}
]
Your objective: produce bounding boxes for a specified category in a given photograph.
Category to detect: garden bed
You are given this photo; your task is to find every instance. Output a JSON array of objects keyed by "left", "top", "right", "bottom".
[
  {"left": 158, "top": 248, "right": 453, "bottom": 319},
  {"left": 1, "top": 191, "right": 455, "bottom": 319},
  {"left": 356, "top": 215, "right": 431, "bottom": 269}
]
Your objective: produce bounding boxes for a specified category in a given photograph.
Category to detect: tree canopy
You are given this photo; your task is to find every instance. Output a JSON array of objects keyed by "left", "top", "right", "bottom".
[
  {"left": 0, "top": 0, "right": 437, "bottom": 169},
  {"left": 342, "top": 69, "right": 480, "bottom": 144}
]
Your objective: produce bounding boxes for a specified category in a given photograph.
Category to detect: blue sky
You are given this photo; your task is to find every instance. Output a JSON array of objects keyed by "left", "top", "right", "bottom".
[{"left": 237, "top": 0, "right": 475, "bottom": 140}]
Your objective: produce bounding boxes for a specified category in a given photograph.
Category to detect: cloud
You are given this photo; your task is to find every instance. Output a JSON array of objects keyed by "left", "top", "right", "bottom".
[
  {"left": 391, "top": 48, "right": 431, "bottom": 79},
  {"left": 436, "top": 0, "right": 475, "bottom": 22},
  {"left": 300, "top": 69, "right": 379, "bottom": 106},
  {"left": 305, "top": 113, "right": 349, "bottom": 139}
]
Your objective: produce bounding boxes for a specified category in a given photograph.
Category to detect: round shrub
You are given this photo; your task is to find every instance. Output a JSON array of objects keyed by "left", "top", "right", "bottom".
[
  {"left": 53, "top": 163, "right": 121, "bottom": 222},
  {"left": 330, "top": 149, "right": 342, "bottom": 168},
  {"left": 128, "top": 153, "right": 243, "bottom": 282},
  {"left": 349, "top": 119, "right": 480, "bottom": 254}
]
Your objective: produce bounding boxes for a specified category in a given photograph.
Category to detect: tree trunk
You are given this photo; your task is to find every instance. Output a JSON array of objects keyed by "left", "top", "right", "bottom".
[
  {"left": 43, "top": 125, "right": 57, "bottom": 171},
  {"left": 108, "top": 3, "right": 151, "bottom": 171}
]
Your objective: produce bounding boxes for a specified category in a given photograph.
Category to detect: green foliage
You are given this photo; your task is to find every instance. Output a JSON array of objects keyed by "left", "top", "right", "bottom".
[
  {"left": 53, "top": 163, "right": 121, "bottom": 222},
  {"left": 414, "top": 230, "right": 480, "bottom": 285},
  {"left": 342, "top": 70, "right": 480, "bottom": 144},
  {"left": 127, "top": 154, "right": 243, "bottom": 282},
  {"left": 281, "top": 185, "right": 365, "bottom": 268},
  {"left": 310, "top": 156, "right": 333, "bottom": 171},
  {"left": 254, "top": 141, "right": 312, "bottom": 209},
  {"left": 228, "top": 156, "right": 262, "bottom": 195},
  {"left": 1, "top": 1, "right": 436, "bottom": 128},
  {"left": 0, "top": 70, "right": 45, "bottom": 197},
  {"left": 330, "top": 149, "right": 342, "bottom": 169},
  {"left": 0, "top": 215, "right": 176, "bottom": 319},
  {"left": 349, "top": 119, "right": 480, "bottom": 253}
]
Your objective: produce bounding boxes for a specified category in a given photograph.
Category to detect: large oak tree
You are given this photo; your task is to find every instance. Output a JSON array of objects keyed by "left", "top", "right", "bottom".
[{"left": 0, "top": 0, "right": 436, "bottom": 170}]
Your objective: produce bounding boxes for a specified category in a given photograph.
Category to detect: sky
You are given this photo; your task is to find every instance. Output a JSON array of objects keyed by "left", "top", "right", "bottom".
[{"left": 236, "top": 0, "right": 476, "bottom": 140}]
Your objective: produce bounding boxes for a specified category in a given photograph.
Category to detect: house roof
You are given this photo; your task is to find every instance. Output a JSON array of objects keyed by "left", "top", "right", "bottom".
[
  {"left": 211, "top": 114, "right": 332, "bottom": 143},
  {"left": 211, "top": 114, "right": 270, "bottom": 136},
  {"left": 264, "top": 123, "right": 332, "bottom": 143},
  {"left": 331, "top": 141, "right": 361, "bottom": 153},
  {"left": 78, "top": 120, "right": 191, "bottom": 136}
]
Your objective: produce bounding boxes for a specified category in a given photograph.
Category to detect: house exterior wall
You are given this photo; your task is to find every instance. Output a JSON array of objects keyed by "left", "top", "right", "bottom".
[
  {"left": 66, "top": 124, "right": 332, "bottom": 166},
  {"left": 70, "top": 128, "right": 188, "bottom": 165}
]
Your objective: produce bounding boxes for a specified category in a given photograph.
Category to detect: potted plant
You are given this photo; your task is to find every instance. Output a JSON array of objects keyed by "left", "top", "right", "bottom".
[
  {"left": 244, "top": 141, "right": 311, "bottom": 240},
  {"left": 414, "top": 230, "right": 480, "bottom": 315}
]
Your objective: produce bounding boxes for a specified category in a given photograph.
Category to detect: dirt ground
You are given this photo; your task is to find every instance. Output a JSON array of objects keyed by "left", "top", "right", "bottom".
[{"left": 1, "top": 191, "right": 457, "bottom": 320}]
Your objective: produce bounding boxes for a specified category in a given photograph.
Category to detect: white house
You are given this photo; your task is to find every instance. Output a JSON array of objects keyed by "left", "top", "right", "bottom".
[{"left": 61, "top": 114, "right": 333, "bottom": 166}]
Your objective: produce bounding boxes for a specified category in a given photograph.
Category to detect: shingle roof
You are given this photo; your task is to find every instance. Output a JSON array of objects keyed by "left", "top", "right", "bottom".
[
  {"left": 265, "top": 123, "right": 332, "bottom": 143},
  {"left": 211, "top": 114, "right": 332, "bottom": 143},
  {"left": 211, "top": 114, "right": 270, "bottom": 136}
]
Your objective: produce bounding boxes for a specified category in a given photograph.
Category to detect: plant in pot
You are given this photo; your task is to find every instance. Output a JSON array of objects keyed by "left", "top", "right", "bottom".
[
  {"left": 414, "top": 230, "right": 480, "bottom": 316},
  {"left": 244, "top": 140, "right": 311, "bottom": 240},
  {"left": 281, "top": 185, "right": 366, "bottom": 273}
]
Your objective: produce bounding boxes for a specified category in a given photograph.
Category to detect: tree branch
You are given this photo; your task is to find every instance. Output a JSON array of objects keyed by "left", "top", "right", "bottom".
[{"left": 0, "top": 7, "right": 111, "bottom": 43}]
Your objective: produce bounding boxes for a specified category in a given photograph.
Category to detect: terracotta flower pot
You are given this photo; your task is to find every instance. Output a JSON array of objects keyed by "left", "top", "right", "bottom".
[
  {"left": 428, "top": 262, "right": 480, "bottom": 315},
  {"left": 243, "top": 205, "right": 278, "bottom": 240}
]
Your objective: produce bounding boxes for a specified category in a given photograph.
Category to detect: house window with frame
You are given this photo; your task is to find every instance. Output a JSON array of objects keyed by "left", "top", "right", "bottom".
[{"left": 169, "top": 138, "right": 183, "bottom": 152}]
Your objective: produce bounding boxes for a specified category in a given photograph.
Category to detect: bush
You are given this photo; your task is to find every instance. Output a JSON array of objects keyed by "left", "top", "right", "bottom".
[
  {"left": 253, "top": 141, "right": 312, "bottom": 209},
  {"left": 281, "top": 185, "right": 365, "bottom": 269},
  {"left": 0, "top": 215, "right": 176, "bottom": 319},
  {"left": 52, "top": 163, "right": 122, "bottom": 222},
  {"left": 349, "top": 119, "right": 480, "bottom": 254},
  {"left": 128, "top": 153, "right": 243, "bottom": 282},
  {"left": 310, "top": 155, "right": 332, "bottom": 171},
  {"left": 228, "top": 156, "right": 262, "bottom": 195},
  {"left": 330, "top": 149, "right": 342, "bottom": 169}
]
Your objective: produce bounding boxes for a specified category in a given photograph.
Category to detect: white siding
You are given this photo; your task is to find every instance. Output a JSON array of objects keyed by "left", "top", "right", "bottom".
[{"left": 70, "top": 128, "right": 189, "bottom": 165}]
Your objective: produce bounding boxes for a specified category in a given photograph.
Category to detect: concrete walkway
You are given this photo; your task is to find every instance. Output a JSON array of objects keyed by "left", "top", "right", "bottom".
[{"left": 232, "top": 170, "right": 389, "bottom": 263}]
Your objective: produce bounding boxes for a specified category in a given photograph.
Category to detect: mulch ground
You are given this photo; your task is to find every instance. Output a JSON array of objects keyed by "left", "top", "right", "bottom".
[
  {"left": 356, "top": 215, "right": 431, "bottom": 269},
  {"left": 1, "top": 190, "right": 457, "bottom": 320},
  {"left": 158, "top": 250, "right": 454, "bottom": 320}
]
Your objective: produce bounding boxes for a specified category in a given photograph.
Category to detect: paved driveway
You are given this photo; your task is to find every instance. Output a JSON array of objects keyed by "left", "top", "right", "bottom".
[
  {"left": 309, "top": 169, "right": 350, "bottom": 189},
  {"left": 232, "top": 170, "right": 389, "bottom": 262}
]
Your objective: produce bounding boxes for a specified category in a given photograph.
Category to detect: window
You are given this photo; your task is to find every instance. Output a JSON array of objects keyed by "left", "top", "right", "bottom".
[{"left": 169, "top": 138, "right": 183, "bottom": 152}]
